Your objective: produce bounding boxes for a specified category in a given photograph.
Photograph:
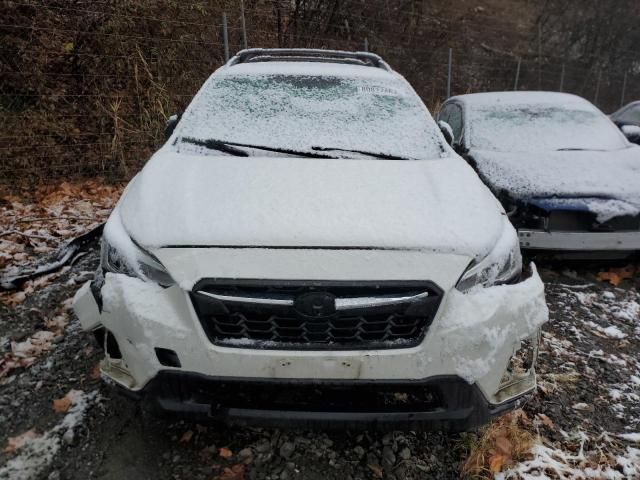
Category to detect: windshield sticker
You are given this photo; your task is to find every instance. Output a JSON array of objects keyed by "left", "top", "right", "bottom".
[{"left": 357, "top": 85, "right": 403, "bottom": 96}]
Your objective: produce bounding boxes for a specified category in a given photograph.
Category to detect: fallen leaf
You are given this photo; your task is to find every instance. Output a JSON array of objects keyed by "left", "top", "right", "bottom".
[
  {"left": 597, "top": 265, "right": 636, "bottom": 286},
  {"left": 215, "top": 464, "right": 245, "bottom": 480},
  {"left": 4, "top": 429, "right": 39, "bottom": 453},
  {"left": 11, "top": 330, "right": 55, "bottom": 359},
  {"left": 489, "top": 453, "right": 506, "bottom": 473},
  {"left": 219, "top": 447, "right": 233, "bottom": 458},
  {"left": 495, "top": 435, "right": 513, "bottom": 456},
  {"left": 537, "top": 413, "right": 555, "bottom": 429},
  {"left": 44, "top": 313, "right": 69, "bottom": 332},
  {"left": 367, "top": 464, "right": 384, "bottom": 478},
  {"left": 89, "top": 363, "right": 101, "bottom": 380},
  {"left": 179, "top": 430, "right": 193, "bottom": 443},
  {"left": 53, "top": 389, "right": 83, "bottom": 413},
  {"left": 5, "top": 291, "right": 26, "bottom": 306},
  {"left": 53, "top": 396, "right": 71, "bottom": 413}
]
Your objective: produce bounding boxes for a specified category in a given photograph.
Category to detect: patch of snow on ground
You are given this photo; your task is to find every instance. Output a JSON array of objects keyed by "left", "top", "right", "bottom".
[
  {"left": 610, "top": 388, "right": 623, "bottom": 401},
  {"left": 607, "top": 354, "right": 628, "bottom": 367},
  {"left": 619, "top": 433, "right": 640, "bottom": 442},
  {"left": 612, "top": 300, "right": 640, "bottom": 323},
  {"left": 497, "top": 441, "right": 622, "bottom": 480},
  {"left": 603, "top": 325, "right": 627, "bottom": 339},
  {"left": 617, "top": 447, "right": 640, "bottom": 478},
  {"left": 498, "top": 433, "right": 640, "bottom": 480},
  {"left": 570, "top": 291, "right": 598, "bottom": 307},
  {"left": 0, "top": 390, "right": 99, "bottom": 480}
]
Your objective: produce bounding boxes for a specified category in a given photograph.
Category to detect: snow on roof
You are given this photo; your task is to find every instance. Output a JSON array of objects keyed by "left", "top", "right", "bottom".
[
  {"left": 451, "top": 91, "right": 597, "bottom": 110},
  {"left": 221, "top": 60, "right": 398, "bottom": 81}
]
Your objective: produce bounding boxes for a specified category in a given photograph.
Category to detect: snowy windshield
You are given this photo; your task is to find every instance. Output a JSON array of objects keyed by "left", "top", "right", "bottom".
[
  {"left": 176, "top": 65, "right": 447, "bottom": 159},
  {"left": 469, "top": 104, "right": 628, "bottom": 152},
  {"left": 615, "top": 104, "right": 640, "bottom": 125}
]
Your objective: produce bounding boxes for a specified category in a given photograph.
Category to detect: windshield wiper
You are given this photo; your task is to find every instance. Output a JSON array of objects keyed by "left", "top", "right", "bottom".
[
  {"left": 182, "top": 137, "right": 249, "bottom": 156},
  {"left": 181, "top": 137, "right": 409, "bottom": 160},
  {"left": 311, "top": 146, "right": 410, "bottom": 160},
  {"left": 181, "top": 137, "right": 332, "bottom": 158},
  {"left": 556, "top": 147, "right": 606, "bottom": 152}
]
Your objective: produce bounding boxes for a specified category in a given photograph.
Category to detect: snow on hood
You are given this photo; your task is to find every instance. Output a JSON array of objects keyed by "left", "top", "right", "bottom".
[
  {"left": 622, "top": 125, "right": 640, "bottom": 136},
  {"left": 118, "top": 150, "right": 506, "bottom": 259},
  {"left": 470, "top": 147, "right": 640, "bottom": 218},
  {"left": 526, "top": 197, "right": 640, "bottom": 223}
]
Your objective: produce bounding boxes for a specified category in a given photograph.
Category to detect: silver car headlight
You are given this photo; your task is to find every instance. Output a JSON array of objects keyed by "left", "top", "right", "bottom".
[
  {"left": 456, "top": 224, "right": 522, "bottom": 292},
  {"left": 101, "top": 236, "right": 174, "bottom": 287}
]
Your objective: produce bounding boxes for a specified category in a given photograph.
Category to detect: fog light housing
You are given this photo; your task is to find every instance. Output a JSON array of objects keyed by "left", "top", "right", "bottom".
[{"left": 495, "top": 329, "right": 540, "bottom": 403}]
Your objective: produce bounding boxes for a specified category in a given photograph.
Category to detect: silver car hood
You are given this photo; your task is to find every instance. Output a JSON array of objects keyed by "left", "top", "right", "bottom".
[{"left": 119, "top": 149, "right": 506, "bottom": 259}]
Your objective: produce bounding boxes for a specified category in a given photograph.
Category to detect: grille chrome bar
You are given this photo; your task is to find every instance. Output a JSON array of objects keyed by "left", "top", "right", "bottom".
[
  {"left": 335, "top": 292, "right": 429, "bottom": 309},
  {"left": 198, "top": 291, "right": 294, "bottom": 306},
  {"left": 196, "top": 290, "right": 429, "bottom": 310}
]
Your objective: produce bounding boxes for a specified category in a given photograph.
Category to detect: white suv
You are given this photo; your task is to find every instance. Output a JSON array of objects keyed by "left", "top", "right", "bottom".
[{"left": 73, "top": 49, "right": 548, "bottom": 431}]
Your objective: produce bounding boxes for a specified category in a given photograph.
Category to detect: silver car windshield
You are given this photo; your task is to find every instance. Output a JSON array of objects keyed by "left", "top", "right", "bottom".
[
  {"left": 177, "top": 69, "right": 448, "bottom": 160},
  {"left": 469, "top": 104, "right": 628, "bottom": 152}
]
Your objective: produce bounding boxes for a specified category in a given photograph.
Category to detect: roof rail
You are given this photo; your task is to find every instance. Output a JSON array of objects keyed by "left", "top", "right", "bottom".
[{"left": 227, "top": 48, "right": 392, "bottom": 71}]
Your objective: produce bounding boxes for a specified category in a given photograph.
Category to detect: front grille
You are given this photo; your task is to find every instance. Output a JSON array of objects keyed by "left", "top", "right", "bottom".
[
  {"left": 548, "top": 210, "right": 594, "bottom": 231},
  {"left": 602, "top": 215, "right": 640, "bottom": 231},
  {"left": 190, "top": 281, "right": 442, "bottom": 350},
  {"left": 548, "top": 210, "right": 640, "bottom": 231}
]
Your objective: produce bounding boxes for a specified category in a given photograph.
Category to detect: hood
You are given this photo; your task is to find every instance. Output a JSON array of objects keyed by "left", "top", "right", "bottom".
[
  {"left": 119, "top": 149, "right": 506, "bottom": 259},
  {"left": 470, "top": 147, "right": 640, "bottom": 207}
]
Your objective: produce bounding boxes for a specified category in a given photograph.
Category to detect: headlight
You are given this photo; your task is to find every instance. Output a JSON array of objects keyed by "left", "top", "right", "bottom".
[
  {"left": 456, "top": 223, "right": 522, "bottom": 292},
  {"left": 101, "top": 236, "right": 174, "bottom": 287}
]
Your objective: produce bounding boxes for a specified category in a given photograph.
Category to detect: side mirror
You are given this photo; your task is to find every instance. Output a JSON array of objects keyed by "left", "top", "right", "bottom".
[
  {"left": 164, "top": 114, "right": 180, "bottom": 140},
  {"left": 438, "top": 120, "right": 454, "bottom": 146},
  {"left": 621, "top": 125, "right": 640, "bottom": 144}
]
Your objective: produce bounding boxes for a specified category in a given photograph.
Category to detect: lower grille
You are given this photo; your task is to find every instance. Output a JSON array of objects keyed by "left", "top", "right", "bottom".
[
  {"left": 548, "top": 210, "right": 640, "bottom": 231},
  {"left": 156, "top": 377, "right": 444, "bottom": 413},
  {"left": 190, "top": 281, "right": 442, "bottom": 350}
]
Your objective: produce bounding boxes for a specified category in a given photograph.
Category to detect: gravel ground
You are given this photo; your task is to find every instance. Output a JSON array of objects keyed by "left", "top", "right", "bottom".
[{"left": 1, "top": 241, "right": 640, "bottom": 479}]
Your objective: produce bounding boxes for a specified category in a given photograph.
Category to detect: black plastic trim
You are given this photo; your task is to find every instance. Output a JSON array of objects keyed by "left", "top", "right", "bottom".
[
  {"left": 139, "top": 371, "right": 524, "bottom": 432},
  {"left": 155, "top": 347, "right": 182, "bottom": 368}
]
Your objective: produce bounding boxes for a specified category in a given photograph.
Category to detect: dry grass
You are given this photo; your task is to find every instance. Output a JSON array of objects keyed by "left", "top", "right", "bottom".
[{"left": 461, "top": 410, "right": 535, "bottom": 479}]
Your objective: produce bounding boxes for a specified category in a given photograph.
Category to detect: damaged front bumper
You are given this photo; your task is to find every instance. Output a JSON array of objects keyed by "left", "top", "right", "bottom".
[
  {"left": 519, "top": 229, "right": 640, "bottom": 251},
  {"left": 136, "top": 371, "right": 526, "bottom": 432},
  {"left": 73, "top": 266, "right": 547, "bottom": 430}
]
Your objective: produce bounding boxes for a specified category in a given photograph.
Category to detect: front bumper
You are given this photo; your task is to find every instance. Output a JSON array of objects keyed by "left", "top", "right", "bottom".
[
  {"left": 519, "top": 229, "right": 640, "bottom": 251},
  {"left": 136, "top": 371, "right": 526, "bottom": 431},
  {"left": 73, "top": 266, "right": 547, "bottom": 429}
]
